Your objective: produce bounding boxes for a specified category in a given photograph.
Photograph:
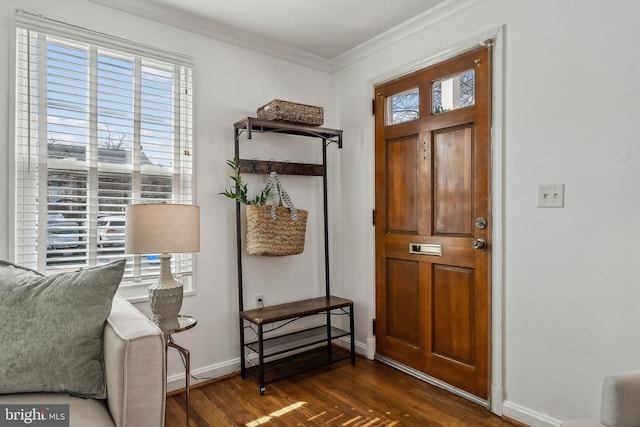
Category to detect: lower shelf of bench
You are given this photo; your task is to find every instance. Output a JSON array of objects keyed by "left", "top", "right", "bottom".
[
  {"left": 245, "top": 325, "right": 350, "bottom": 358},
  {"left": 245, "top": 346, "right": 352, "bottom": 388}
]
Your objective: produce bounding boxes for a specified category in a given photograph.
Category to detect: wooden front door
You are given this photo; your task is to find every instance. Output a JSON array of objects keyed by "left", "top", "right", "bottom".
[{"left": 374, "top": 47, "right": 491, "bottom": 399}]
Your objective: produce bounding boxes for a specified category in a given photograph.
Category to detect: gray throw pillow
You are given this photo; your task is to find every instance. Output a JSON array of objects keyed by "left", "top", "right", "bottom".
[{"left": 0, "top": 259, "right": 126, "bottom": 399}]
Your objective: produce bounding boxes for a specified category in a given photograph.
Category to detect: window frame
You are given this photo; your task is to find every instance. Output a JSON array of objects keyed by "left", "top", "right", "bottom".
[{"left": 11, "top": 11, "right": 197, "bottom": 302}]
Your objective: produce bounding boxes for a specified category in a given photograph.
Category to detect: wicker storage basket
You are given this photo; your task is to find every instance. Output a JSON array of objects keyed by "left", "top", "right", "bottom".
[
  {"left": 257, "top": 99, "right": 324, "bottom": 126},
  {"left": 246, "top": 205, "right": 308, "bottom": 256}
]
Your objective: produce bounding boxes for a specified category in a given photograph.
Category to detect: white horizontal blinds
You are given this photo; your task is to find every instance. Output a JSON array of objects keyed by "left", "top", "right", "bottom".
[
  {"left": 45, "top": 36, "right": 91, "bottom": 272},
  {"left": 95, "top": 48, "right": 134, "bottom": 277},
  {"left": 15, "top": 20, "right": 194, "bottom": 286}
]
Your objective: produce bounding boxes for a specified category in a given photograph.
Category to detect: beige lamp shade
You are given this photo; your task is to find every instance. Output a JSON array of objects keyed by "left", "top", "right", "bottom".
[{"left": 125, "top": 204, "right": 200, "bottom": 254}]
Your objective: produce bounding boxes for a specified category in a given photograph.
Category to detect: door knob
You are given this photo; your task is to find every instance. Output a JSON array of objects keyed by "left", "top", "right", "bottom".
[{"left": 471, "top": 239, "right": 487, "bottom": 250}]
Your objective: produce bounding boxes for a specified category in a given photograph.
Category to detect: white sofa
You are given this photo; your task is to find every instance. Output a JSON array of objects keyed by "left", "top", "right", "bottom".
[{"left": 0, "top": 295, "right": 166, "bottom": 427}]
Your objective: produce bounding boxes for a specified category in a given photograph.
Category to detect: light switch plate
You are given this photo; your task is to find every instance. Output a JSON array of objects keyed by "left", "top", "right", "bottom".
[{"left": 538, "top": 184, "right": 564, "bottom": 208}]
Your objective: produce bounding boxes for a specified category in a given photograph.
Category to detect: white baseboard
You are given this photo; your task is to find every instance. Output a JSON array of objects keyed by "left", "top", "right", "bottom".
[
  {"left": 502, "top": 400, "right": 562, "bottom": 427},
  {"left": 167, "top": 357, "right": 243, "bottom": 392}
]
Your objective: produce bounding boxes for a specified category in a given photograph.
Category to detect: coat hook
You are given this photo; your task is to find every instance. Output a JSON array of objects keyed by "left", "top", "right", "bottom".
[{"left": 474, "top": 59, "right": 481, "bottom": 67}]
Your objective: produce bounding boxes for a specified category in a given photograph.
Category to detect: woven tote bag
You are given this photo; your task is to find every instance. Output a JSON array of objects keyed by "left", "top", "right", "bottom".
[{"left": 246, "top": 172, "right": 308, "bottom": 256}]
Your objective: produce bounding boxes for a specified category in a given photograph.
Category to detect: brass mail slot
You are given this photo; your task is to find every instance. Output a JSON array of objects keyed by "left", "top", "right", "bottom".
[{"left": 409, "top": 243, "right": 442, "bottom": 256}]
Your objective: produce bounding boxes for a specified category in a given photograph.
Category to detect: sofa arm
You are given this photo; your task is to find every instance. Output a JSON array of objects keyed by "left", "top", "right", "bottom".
[
  {"left": 104, "top": 295, "right": 166, "bottom": 427},
  {"left": 601, "top": 371, "right": 640, "bottom": 427}
]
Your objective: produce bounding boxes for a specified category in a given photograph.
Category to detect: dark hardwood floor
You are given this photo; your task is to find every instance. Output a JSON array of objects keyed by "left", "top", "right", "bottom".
[{"left": 166, "top": 358, "right": 525, "bottom": 427}]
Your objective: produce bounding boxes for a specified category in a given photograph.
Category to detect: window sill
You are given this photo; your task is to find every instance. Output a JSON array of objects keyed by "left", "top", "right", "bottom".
[{"left": 117, "top": 276, "right": 195, "bottom": 303}]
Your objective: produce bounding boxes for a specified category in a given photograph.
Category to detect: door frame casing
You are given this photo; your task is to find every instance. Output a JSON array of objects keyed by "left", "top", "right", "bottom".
[{"left": 364, "top": 25, "right": 505, "bottom": 415}]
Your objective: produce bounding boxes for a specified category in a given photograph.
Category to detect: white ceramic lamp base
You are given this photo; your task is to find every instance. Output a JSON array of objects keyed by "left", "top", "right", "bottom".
[{"left": 149, "top": 253, "right": 183, "bottom": 321}]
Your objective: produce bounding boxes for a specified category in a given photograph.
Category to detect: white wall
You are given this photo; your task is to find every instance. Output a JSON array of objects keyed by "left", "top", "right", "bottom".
[
  {"left": 333, "top": 0, "right": 640, "bottom": 425},
  {"left": 0, "top": 0, "right": 335, "bottom": 394},
  {"left": 2, "top": 0, "right": 640, "bottom": 425}
]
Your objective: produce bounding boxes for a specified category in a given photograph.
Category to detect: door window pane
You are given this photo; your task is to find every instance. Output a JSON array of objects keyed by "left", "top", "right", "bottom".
[
  {"left": 386, "top": 88, "right": 419, "bottom": 125},
  {"left": 432, "top": 70, "right": 474, "bottom": 114}
]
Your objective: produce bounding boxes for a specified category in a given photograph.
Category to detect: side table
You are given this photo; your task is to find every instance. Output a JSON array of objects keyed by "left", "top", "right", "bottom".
[{"left": 157, "top": 315, "right": 197, "bottom": 427}]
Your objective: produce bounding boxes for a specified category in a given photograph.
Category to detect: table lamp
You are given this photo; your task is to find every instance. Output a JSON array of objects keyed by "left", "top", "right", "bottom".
[{"left": 125, "top": 204, "right": 200, "bottom": 322}]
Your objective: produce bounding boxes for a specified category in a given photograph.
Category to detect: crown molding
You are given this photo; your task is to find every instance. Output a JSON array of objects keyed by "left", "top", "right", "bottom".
[
  {"left": 86, "top": 0, "right": 483, "bottom": 74},
  {"left": 86, "top": 0, "right": 332, "bottom": 72},
  {"left": 330, "top": 0, "right": 486, "bottom": 72}
]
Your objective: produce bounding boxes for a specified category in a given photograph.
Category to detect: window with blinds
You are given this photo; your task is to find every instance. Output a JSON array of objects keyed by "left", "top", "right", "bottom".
[{"left": 14, "top": 17, "right": 195, "bottom": 294}]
